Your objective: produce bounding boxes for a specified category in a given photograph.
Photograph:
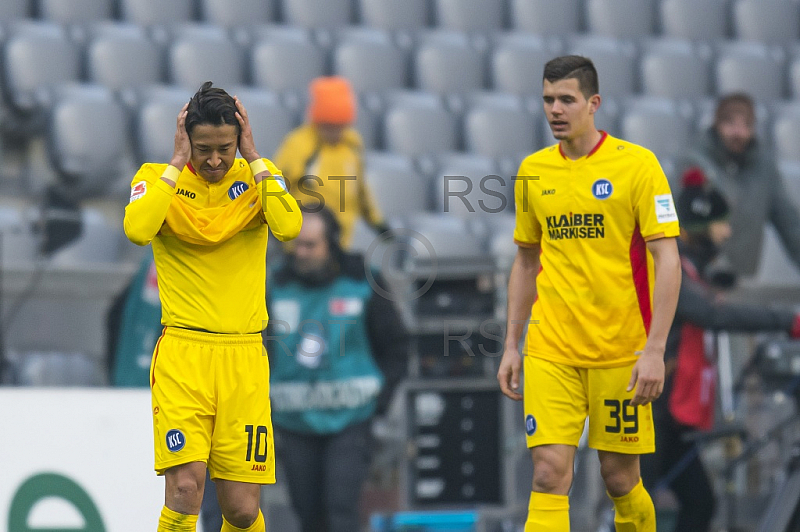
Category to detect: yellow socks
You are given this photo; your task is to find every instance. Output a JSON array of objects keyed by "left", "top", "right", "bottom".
[
  {"left": 609, "top": 478, "right": 656, "bottom": 532},
  {"left": 221, "top": 509, "right": 265, "bottom": 532},
  {"left": 525, "top": 491, "right": 570, "bottom": 532},
  {"left": 157, "top": 506, "right": 198, "bottom": 531}
]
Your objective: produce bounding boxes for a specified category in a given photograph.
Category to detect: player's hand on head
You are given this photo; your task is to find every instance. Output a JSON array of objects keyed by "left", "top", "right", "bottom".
[
  {"left": 627, "top": 348, "right": 665, "bottom": 406},
  {"left": 170, "top": 102, "right": 191, "bottom": 169},
  {"left": 497, "top": 348, "right": 523, "bottom": 401},
  {"left": 234, "top": 96, "right": 259, "bottom": 162}
]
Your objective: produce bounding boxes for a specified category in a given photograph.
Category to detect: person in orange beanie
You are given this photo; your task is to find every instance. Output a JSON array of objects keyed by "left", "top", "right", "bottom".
[{"left": 274, "top": 76, "right": 389, "bottom": 249}]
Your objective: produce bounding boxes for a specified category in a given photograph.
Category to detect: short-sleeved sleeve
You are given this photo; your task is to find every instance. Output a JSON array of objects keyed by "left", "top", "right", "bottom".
[
  {"left": 633, "top": 153, "right": 681, "bottom": 241},
  {"left": 513, "top": 160, "right": 542, "bottom": 247}
]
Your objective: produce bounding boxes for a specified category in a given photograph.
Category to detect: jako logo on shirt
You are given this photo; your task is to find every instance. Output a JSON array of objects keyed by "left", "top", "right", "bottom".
[
  {"left": 228, "top": 181, "right": 249, "bottom": 200},
  {"left": 166, "top": 429, "right": 186, "bottom": 452},
  {"left": 525, "top": 414, "right": 537, "bottom": 436},
  {"left": 592, "top": 179, "right": 613, "bottom": 199}
]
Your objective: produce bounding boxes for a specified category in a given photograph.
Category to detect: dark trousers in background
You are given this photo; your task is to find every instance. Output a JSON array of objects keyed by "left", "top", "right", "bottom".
[
  {"left": 641, "top": 409, "right": 716, "bottom": 532},
  {"left": 277, "top": 420, "right": 373, "bottom": 532}
]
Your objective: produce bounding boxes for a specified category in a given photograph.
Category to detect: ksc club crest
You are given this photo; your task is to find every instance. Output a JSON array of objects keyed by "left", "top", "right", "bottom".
[
  {"left": 228, "top": 181, "right": 249, "bottom": 200},
  {"left": 525, "top": 414, "right": 537, "bottom": 436}
]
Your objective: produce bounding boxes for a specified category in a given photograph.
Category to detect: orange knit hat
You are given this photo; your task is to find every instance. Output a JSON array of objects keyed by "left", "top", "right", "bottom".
[{"left": 308, "top": 76, "right": 356, "bottom": 125}]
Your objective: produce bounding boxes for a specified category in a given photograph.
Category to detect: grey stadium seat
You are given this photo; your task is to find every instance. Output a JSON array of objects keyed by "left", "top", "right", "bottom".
[
  {"left": 50, "top": 206, "right": 125, "bottom": 265},
  {"left": 358, "top": 0, "right": 429, "bottom": 31},
  {"left": 86, "top": 23, "right": 164, "bottom": 94},
  {"left": 491, "top": 33, "right": 562, "bottom": 97},
  {"left": 660, "top": 0, "right": 729, "bottom": 41},
  {"left": 2, "top": 22, "right": 81, "bottom": 112},
  {"left": 118, "top": 0, "right": 195, "bottom": 26},
  {"left": 433, "top": 153, "right": 509, "bottom": 217},
  {"left": 168, "top": 25, "right": 245, "bottom": 91},
  {"left": 620, "top": 97, "right": 693, "bottom": 162},
  {"left": 463, "top": 93, "right": 538, "bottom": 159},
  {"left": 38, "top": 0, "right": 113, "bottom": 24},
  {"left": 0, "top": 198, "right": 38, "bottom": 264},
  {"left": 333, "top": 28, "right": 409, "bottom": 93},
  {"left": 383, "top": 91, "right": 458, "bottom": 156},
  {"left": 509, "top": 0, "right": 581, "bottom": 36},
  {"left": 433, "top": 0, "right": 505, "bottom": 33},
  {"left": 0, "top": 0, "right": 30, "bottom": 21},
  {"left": 134, "top": 85, "right": 194, "bottom": 164},
  {"left": 228, "top": 86, "right": 296, "bottom": 162},
  {"left": 47, "top": 84, "right": 128, "bottom": 196},
  {"left": 714, "top": 42, "right": 785, "bottom": 101},
  {"left": 733, "top": 0, "right": 799, "bottom": 45},
  {"left": 585, "top": 0, "right": 655, "bottom": 39},
  {"left": 250, "top": 27, "right": 326, "bottom": 95},
  {"left": 790, "top": 53, "right": 800, "bottom": 100},
  {"left": 282, "top": 0, "right": 353, "bottom": 28},
  {"left": 364, "top": 151, "right": 428, "bottom": 215},
  {"left": 414, "top": 31, "right": 486, "bottom": 95},
  {"left": 199, "top": 0, "right": 277, "bottom": 28},
  {"left": 640, "top": 38, "right": 712, "bottom": 99},
  {"left": 566, "top": 35, "right": 638, "bottom": 98},
  {"left": 772, "top": 103, "right": 800, "bottom": 163}
]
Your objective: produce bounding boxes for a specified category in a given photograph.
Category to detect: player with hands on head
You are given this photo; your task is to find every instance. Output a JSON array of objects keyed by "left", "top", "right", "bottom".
[
  {"left": 498, "top": 55, "right": 681, "bottom": 532},
  {"left": 124, "top": 81, "right": 302, "bottom": 532}
]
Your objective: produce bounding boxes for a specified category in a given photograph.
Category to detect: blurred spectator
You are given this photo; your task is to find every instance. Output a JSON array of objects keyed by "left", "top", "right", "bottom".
[
  {"left": 266, "top": 206, "right": 407, "bottom": 532},
  {"left": 273, "top": 77, "right": 389, "bottom": 249},
  {"left": 684, "top": 93, "right": 800, "bottom": 278},
  {"left": 641, "top": 168, "right": 800, "bottom": 531}
]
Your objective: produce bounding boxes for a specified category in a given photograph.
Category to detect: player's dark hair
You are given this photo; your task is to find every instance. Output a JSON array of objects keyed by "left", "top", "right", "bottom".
[
  {"left": 543, "top": 55, "right": 599, "bottom": 98},
  {"left": 185, "top": 81, "right": 240, "bottom": 137}
]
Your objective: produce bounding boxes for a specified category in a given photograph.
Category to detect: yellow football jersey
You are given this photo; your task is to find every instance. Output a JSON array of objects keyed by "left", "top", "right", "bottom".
[
  {"left": 124, "top": 158, "right": 302, "bottom": 333},
  {"left": 514, "top": 133, "right": 680, "bottom": 368}
]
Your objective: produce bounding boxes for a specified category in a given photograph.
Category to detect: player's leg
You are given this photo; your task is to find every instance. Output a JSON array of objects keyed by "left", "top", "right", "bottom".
[
  {"left": 587, "top": 364, "right": 656, "bottom": 532},
  {"left": 159, "top": 461, "right": 206, "bottom": 531},
  {"left": 523, "top": 357, "right": 590, "bottom": 531},
  {"left": 216, "top": 480, "right": 263, "bottom": 530},
  {"left": 323, "top": 420, "right": 372, "bottom": 532}
]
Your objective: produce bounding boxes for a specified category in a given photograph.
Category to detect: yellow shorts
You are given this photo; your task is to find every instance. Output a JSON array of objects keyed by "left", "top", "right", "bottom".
[
  {"left": 150, "top": 327, "right": 275, "bottom": 483},
  {"left": 523, "top": 356, "right": 654, "bottom": 454}
]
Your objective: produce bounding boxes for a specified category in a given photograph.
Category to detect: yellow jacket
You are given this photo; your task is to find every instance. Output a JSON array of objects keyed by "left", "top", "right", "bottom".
[
  {"left": 273, "top": 124, "right": 383, "bottom": 247},
  {"left": 124, "top": 158, "right": 301, "bottom": 333}
]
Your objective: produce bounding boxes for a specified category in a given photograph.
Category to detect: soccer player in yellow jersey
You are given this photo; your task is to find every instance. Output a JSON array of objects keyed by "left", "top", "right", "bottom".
[
  {"left": 497, "top": 56, "right": 682, "bottom": 532},
  {"left": 124, "top": 82, "right": 302, "bottom": 532}
]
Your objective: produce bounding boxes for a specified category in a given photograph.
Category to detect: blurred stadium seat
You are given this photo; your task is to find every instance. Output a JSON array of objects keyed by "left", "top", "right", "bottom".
[
  {"left": 118, "top": 0, "right": 195, "bottom": 26},
  {"left": 772, "top": 102, "right": 800, "bottom": 163},
  {"left": 199, "top": 0, "right": 277, "bottom": 29},
  {"left": 585, "top": 0, "right": 656, "bottom": 39},
  {"left": 364, "top": 151, "right": 429, "bottom": 215},
  {"left": 133, "top": 85, "right": 193, "bottom": 164},
  {"left": 383, "top": 91, "right": 459, "bottom": 156},
  {"left": 413, "top": 31, "right": 486, "bottom": 95},
  {"left": 357, "top": 0, "right": 429, "bottom": 31},
  {"left": 463, "top": 92, "right": 538, "bottom": 160},
  {"left": 0, "top": 197, "right": 38, "bottom": 264},
  {"left": 47, "top": 84, "right": 129, "bottom": 196},
  {"left": 38, "top": 0, "right": 113, "bottom": 25},
  {"left": 167, "top": 24, "right": 245, "bottom": 91},
  {"left": 50, "top": 205, "right": 125, "bottom": 265},
  {"left": 714, "top": 41, "right": 786, "bottom": 101},
  {"left": 333, "top": 28, "right": 409, "bottom": 93},
  {"left": 639, "top": 38, "right": 712, "bottom": 99},
  {"left": 432, "top": 152, "right": 508, "bottom": 218},
  {"left": 282, "top": 0, "right": 353, "bottom": 29},
  {"left": 227, "top": 86, "right": 296, "bottom": 161},
  {"left": 490, "top": 32, "right": 562, "bottom": 97},
  {"left": 659, "top": 0, "right": 729, "bottom": 41},
  {"left": 85, "top": 23, "right": 164, "bottom": 97},
  {"left": 1, "top": 21, "right": 81, "bottom": 113},
  {"left": 249, "top": 26, "right": 326, "bottom": 98},
  {"left": 732, "top": 0, "right": 799, "bottom": 45},
  {"left": 620, "top": 96, "right": 693, "bottom": 162},
  {"left": 566, "top": 35, "right": 638, "bottom": 97},
  {"left": 433, "top": 0, "right": 505, "bottom": 33},
  {"left": 508, "top": 0, "right": 581, "bottom": 36},
  {"left": 0, "top": 0, "right": 30, "bottom": 21}
]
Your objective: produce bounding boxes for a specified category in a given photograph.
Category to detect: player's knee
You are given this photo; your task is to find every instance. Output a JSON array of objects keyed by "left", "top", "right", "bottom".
[
  {"left": 532, "top": 460, "right": 572, "bottom": 494},
  {"left": 167, "top": 477, "right": 204, "bottom": 512},
  {"left": 600, "top": 466, "right": 638, "bottom": 497},
  {"left": 223, "top": 502, "right": 260, "bottom": 528}
]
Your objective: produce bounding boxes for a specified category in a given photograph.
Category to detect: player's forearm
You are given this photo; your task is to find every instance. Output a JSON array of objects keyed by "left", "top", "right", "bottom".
[
  {"left": 505, "top": 248, "right": 540, "bottom": 351},
  {"left": 645, "top": 239, "right": 681, "bottom": 354},
  {"left": 123, "top": 168, "right": 178, "bottom": 246}
]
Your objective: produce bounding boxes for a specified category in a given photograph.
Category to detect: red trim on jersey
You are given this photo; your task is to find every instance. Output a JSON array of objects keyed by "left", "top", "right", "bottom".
[
  {"left": 150, "top": 328, "right": 167, "bottom": 387},
  {"left": 629, "top": 226, "right": 652, "bottom": 335},
  {"left": 558, "top": 130, "right": 608, "bottom": 160},
  {"left": 186, "top": 162, "right": 197, "bottom": 174}
]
